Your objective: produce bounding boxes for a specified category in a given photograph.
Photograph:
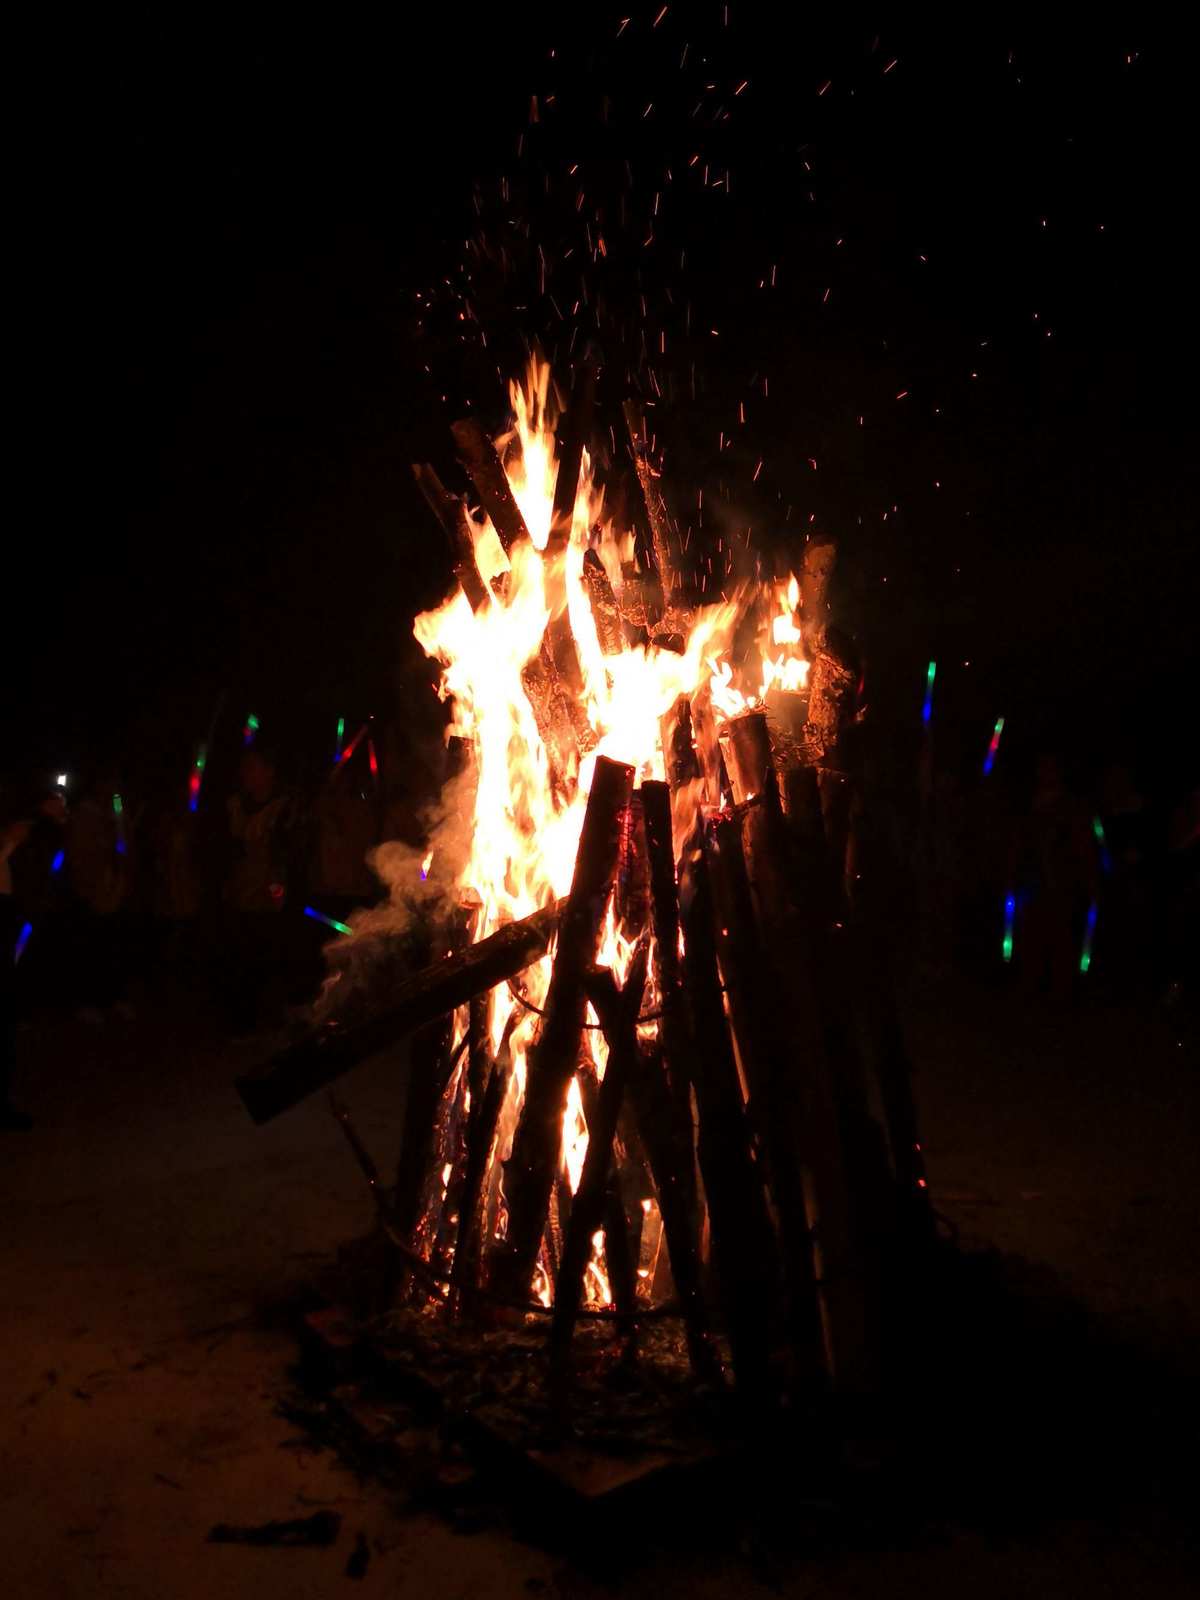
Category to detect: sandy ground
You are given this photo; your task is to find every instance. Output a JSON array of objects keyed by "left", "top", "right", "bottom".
[{"left": 2, "top": 977, "right": 1196, "bottom": 1599}]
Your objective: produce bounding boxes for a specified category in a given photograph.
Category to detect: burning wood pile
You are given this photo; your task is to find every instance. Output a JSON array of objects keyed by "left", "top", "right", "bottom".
[{"left": 237, "top": 360, "right": 933, "bottom": 1410}]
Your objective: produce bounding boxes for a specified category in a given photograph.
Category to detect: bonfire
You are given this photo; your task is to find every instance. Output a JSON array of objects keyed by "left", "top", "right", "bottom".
[{"left": 239, "top": 360, "right": 932, "bottom": 1404}]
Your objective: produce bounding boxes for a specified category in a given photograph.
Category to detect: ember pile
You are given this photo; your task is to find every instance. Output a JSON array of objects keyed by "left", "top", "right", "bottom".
[{"left": 238, "top": 360, "right": 933, "bottom": 1408}]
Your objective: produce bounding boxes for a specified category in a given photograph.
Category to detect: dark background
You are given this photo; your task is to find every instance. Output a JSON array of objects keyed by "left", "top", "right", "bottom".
[{"left": 9, "top": 6, "right": 1197, "bottom": 800}]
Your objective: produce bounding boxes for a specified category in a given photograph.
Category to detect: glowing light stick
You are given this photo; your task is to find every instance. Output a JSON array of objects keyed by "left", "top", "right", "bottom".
[
  {"left": 982, "top": 715, "right": 1005, "bottom": 776},
  {"left": 367, "top": 736, "right": 379, "bottom": 782},
  {"left": 188, "top": 745, "right": 207, "bottom": 813},
  {"left": 334, "top": 721, "right": 369, "bottom": 769},
  {"left": 303, "top": 905, "right": 352, "bottom": 937},
  {"left": 335, "top": 715, "right": 346, "bottom": 762},
  {"left": 242, "top": 712, "right": 260, "bottom": 747},
  {"left": 1079, "top": 900, "right": 1099, "bottom": 975},
  {"left": 113, "top": 792, "right": 127, "bottom": 855},
  {"left": 922, "top": 660, "right": 937, "bottom": 725},
  {"left": 1002, "top": 893, "right": 1016, "bottom": 964},
  {"left": 1093, "top": 816, "right": 1111, "bottom": 874},
  {"left": 13, "top": 921, "right": 34, "bottom": 964},
  {"left": 51, "top": 850, "right": 65, "bottom": 874}
]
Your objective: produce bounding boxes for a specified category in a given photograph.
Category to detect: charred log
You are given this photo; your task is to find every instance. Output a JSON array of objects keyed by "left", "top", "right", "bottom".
[{"left": 235, "top": 902, "right": 561, "bottom": 1124}]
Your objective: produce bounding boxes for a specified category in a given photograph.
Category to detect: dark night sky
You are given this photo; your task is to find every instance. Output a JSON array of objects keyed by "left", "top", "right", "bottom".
[{"left": 9, "top": 7, "right": 1198, "bottom": 795}]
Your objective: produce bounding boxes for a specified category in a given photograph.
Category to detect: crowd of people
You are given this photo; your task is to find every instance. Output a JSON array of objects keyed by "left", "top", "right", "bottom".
[
  {"left": 2, "top": 730, "right": 1196, "bottom": 1133},
  {"left": 1, "top": 741, "right": 425, "bottom": 1129}
]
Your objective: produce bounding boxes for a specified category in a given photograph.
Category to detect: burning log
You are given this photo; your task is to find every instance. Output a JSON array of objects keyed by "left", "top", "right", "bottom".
[
  {"left": 547, "top": 364, "right": 596, "bottom": 560},
  {"left": 582, "top": 549, "right": 624, "bottom": 656},
  {"left": 412, "top": 464, "right": 488, "bottom": 613},
  {"left": 451, "top": 1012, "right": 520, "bottom": 1298},
  {"left": 551, "top": 951, "right": 647, "bottom": 1365},
  {"left": 489, "top": 756, "right": 635, "bottom": 1302},
  {"left": 451, "top": 418, "right": 531, "bottom": 555},
  {"left": 520, "top": 644, "right": 584, "bottom": 789},
  {"left": 623, "top": 399, "right": 689, "bottom": 638},
  {"left": 235, "top": 902, "right": 562, "bottom": 1124}
]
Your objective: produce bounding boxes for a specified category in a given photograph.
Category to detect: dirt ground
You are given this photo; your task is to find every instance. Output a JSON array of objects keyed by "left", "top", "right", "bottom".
[{"left": 2, "top": 975, "right": 1196, "bottom": 1599}]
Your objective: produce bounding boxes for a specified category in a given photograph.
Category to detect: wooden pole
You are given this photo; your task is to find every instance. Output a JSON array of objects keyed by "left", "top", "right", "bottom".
[{"left": 489, "top": 756, "right": 634, "bottom": 1301}]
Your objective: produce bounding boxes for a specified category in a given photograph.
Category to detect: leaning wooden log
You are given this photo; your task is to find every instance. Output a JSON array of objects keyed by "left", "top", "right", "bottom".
[
  {"left": 234, "top": 902, "right": 562, "bottom": 1124},
  {"left": 641, "top": 779, "right": 696, "bottom": 1125},
  {"left": 551, "top": 953, "right": 646, "bottom": 1367},
  {"left": 547, "top": 363, "right": 596, "bottom": 560},
  {"left": 412, "top": 463, "right": 489, "bottom": 613},
  {"left": 451, "top": 1011, "right": 520, "bottom": 1299},
  {"left": 582, "top": 548, "right": 625, "bottom": 656},
  {"left": 489, "top": 756, "right": 635, "bottom": 1302},
  {"left": 722, "top": 709, "right": 879, "bottom": 1393},
  {"left": 451, "top": 417, "right": 531, "bottom": 555},
  {"left": 676, "top": 821, "right": 778, "bottom": 1399},
  {"left": 392, "top": 1009, "right": 458, "bottom": 1288},
  {"left": 704, "top": 813, "right": 826, "bottom": 1381},
  {"left": 624, "top": 1042, "right": 721, "bottom": 1384},
  {"left": 520, "top": 642, "right": 584, "bottom": 789},
  {"left": 622, "top": 399, "right": 680, "bottom": 613},
  {"left": 803, "top": 634, "right": 858, "bottom": 768}
]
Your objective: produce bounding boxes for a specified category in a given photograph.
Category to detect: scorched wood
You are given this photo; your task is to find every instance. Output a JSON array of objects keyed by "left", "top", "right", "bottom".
[
  {"left": 489, "top": 756, "right": 634, "bottom": 1302},
  {"left": 234, "top": 902, "right": 561, "bottom": 1124}
]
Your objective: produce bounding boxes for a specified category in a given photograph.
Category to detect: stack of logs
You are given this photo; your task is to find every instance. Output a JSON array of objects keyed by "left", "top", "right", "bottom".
[{"left": 235, "top": 370, "right": 933, "bottom": 1405}]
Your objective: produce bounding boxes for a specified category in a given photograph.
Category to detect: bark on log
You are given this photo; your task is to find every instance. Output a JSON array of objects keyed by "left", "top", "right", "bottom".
[
  {"left": 677, "top": 824, "right": 777, "bottom": 1397},
  {"left": 451, "top": 418, "right": 531, "bottom": 555},
  {"left": 412, "top": 463, "right": 489, "bottom": 613},
  {"left": 704, "top": 814, "right": 826, "bottom": 1379},
  {"left": 798, "top": 533, "right": 837, "bottom": 655},
  {"left": 235, "top": 902, "right": 562, "bottom": 1124},
  {"left": 520, "top": 644, "right": 583, "bottom": 790},
  {"left": 489, "top": 757, "right": 634, "bottom": 1301}
]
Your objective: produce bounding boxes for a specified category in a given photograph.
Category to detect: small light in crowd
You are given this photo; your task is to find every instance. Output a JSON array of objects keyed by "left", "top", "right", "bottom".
[
  {"left": 1002, "top": 894, "right": 1016, "bottom": 963},
  {"left": 55, "top": 773, "right": 69, "bottom": 789},
  {"left": 1079, "top": 900, "right": 1099, "bottom": 975},
  {"left": 50, "top": 851, "right": 65, "bottom": 874},
  {"left": 13, "top": 922, "right": 34, "bottom": 964}
]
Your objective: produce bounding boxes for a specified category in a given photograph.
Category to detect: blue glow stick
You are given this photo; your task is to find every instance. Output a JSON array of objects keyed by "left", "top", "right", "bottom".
[
  {"left": 1002, "top": 894, "right": 1015, "bottom": 964},
  {"left": 304, "top": 905, "right": 352, "bottom": 937},
  {"left": 13, "top": 921, "right": 34, "bottom": 964},
  {"left": 1079, "top": 900, "right": 1099, "bottom": 975}
]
